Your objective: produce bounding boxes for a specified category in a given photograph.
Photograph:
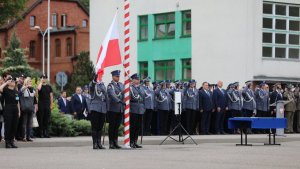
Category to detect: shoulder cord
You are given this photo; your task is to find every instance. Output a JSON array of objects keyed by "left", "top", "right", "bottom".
[
  {"left": 130, "top": 86, "right": 140, "bottom": 100},
  {"left": 243, "top": 90, "right": 254, "bottom": 103},
  {"left": 143, "top": 86, "right": 152, "bottom": 99},
  {"left": 156, "top": 89, "right": 167, "bottom": 103},
  {"left": 110, "top": 83, "right": 121, "bottom": 97}
]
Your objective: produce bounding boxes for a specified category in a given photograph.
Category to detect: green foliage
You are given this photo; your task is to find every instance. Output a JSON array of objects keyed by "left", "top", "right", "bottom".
[
  {"left": 68, "top": 51, "right": 95, "bottom": 94},
  {"left": 73, "top": 120, "right": 91, "bottom": 136},
  {"left": 78, "top": 0, "right": 89, "bottom": 10},
  {"left": 0, "top": 32, "right": 41, "bottom": 77},
  {"left": 0, "top": 0, "right": 27, "bottom": 25},
  {"left": 49, "top": 108, "right": 76, "bottom": 137}
]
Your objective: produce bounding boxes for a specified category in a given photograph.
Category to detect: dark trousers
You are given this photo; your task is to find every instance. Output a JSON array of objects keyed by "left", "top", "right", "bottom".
[
  {"left": 159, "top": 110, "right": 169, "bottom": 135},
  {"left": 3, "top": 105, "right": 19, "bottom": 143},
  {"left": 20, "top": 110, "right": 33, "bottom": 139},
  {"left": 257, "top": 110, "right": 268, "bottom": 117},
  {"left": 201, "top": 110, "right": 212, "bottom": 134},
  {"left": 76, "top": 111, "right": 86, "bottom": 120},
  {"left": 231, "top": 109, "right": 242, "bottom": 117},
  {"left": 90, "top": 111, "right": 105, "bottom": 145},
  {"left": 144, "top": 109, "right": 153, "bottom": 136},
  {"left": 242, "top": 109, "right": 253, "bottom": 117},
  {"left": 215, "top": 110, "right": 225, "bottom": 133},
  {"left": 108, "top": 111, "right": 122, "bottom": 145},
  {"left": 37, "top": 101, "right": 51, "bottom": 136},
  {"left": 184, "top": 109, "right": 196, "bottom": 134},
  {"left": 130, "top": 113, "right": 143, "bottom": 144},
  {"left": 151, "top": 110, "right": 158, "bottom": 135}
]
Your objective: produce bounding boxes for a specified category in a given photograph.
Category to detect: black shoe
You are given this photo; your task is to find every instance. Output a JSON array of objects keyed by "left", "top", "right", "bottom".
[
  {"left": 134, "top": 143, "right": 142, "bottom": 148},
  {"left": 10, "top": 143, "right": 18, "bottom": 148},
  {"left": 93, "top": 143, "right": 99, "bottom": 150},
  {"left": 109, "top": 144, "right": 116, "bottom": 149},
  {"left": 97, "top": 144, "right": 106, "bottom": 149},
  {"left": 44, "top": 135, "right": 50, "bottom": 138},
  {"left": 26, "top": 138, "right": 33, "bottom": 142},
  {"left": 130, "top": 143, "right": 136, "bottom": 148},
  {"left": 5, "top": 143, "right": 12, "bottom": 148},
  {"left": 114, "top": 141, "right": 121, "bottom": 149}
]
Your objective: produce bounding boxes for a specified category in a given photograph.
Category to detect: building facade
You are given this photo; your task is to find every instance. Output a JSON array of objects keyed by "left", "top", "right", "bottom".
[
  {"left": 0, "top": 0, "right": 89, "bottom": 82},
  {"left": 90, "top": 0, "right": 300, "bottom": 85}
]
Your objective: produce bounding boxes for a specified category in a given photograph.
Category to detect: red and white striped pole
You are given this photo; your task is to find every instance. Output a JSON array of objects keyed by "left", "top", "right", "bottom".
[{"left": 123, "top": 0, "right": 131, "bottom": 147}]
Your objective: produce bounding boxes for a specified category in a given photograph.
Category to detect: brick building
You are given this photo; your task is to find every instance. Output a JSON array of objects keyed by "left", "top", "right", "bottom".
[{"left": 0, "top": 0, "right": 89, "bottom": 82}]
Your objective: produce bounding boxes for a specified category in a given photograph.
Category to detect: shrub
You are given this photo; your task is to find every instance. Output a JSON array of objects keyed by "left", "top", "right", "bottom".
[{"left": 73, "top": 120, "right": 91, "bottom": 136}]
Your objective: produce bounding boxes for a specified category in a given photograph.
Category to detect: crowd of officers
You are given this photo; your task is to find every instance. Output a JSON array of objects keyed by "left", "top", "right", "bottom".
[
  {"left": 76, "top": 70, "right": 300, "bottom": 150},
  {"left": 1, "top": 69, "right": 299, "bottom": 150}
]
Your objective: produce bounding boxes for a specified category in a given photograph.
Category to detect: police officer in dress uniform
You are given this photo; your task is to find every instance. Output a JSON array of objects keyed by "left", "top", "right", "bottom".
[
  {"left": 155, "top": 80, "right": 171, "bottom": 135},
  {"left": 89, "top": 74, "right": 107, "bottom": 149},
  {"left": 107, "top": 70, "right": 125, "bottom": 149},
  {"left": 141, "top": 77, "right": 155, "bottom": 136},
  {"left": 129, "top": 74, "right": 145, "bottom": 148},
  {"left": 255, "top": 82, "right": 270, "bottom": 133},
  {"left": 151, "top": 81, "right": 159, "bottom": 135},
  {"left": 242, "top": 81, "right": 256, "bottom": 117},
  {"left": 184, "top": 79, "right": 199, "bottom": 134}
]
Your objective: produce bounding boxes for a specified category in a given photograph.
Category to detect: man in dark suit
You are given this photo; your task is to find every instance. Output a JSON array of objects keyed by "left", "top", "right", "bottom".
[
  {"left": 57, "top": 91, "right": 71, "bottom": 114},
  {"left": 270, "top": 83, "right": 283, "bottom": 117},
  {"left": 213, "top": 81, "right": 228, "bottom": 134},
  {"left": 71, "top": 87, "right": 87, "bottom": 120},
  {"left": 199, "top": 82, "right": 215, "bottom": 135}
]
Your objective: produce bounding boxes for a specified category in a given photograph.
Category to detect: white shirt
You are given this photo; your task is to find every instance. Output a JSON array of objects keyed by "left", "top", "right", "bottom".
[{"left": 78, "top": 94, "right": 83, "bottom": 103}]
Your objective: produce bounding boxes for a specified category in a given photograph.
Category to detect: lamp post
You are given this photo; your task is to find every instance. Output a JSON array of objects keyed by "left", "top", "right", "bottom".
[
  {"left": 47, "top": 0, "right": 51, "bottom": 82},
  {"left": 31, "top": 26, "right": 52, "bottom": 75}
]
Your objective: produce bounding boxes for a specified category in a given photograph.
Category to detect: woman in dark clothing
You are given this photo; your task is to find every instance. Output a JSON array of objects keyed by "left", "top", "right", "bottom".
[
  {"left": 0, "top": 76, "right": 20, "bottom": 148},
  {"left": 0, "top": 77, "right": 4, "bottom": 142}
]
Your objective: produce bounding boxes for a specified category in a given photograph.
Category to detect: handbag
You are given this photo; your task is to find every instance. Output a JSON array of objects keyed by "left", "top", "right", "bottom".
[
  {"left": 20, "top": 89, "right": 34, "bottom": 113},
  {"left": 32, "top": 115, "right": 39, "bottom": 128}
]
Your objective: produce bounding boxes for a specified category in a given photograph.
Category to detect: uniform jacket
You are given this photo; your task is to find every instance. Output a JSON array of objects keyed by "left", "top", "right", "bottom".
[
  {"left": 89, "top": 81, "right": 108, "bottom": 114},
  {"left": 227, "top": 89, "right": 243, "bottom": 111},
  {"left": 255, "top": 88, "right": 269, "bottom": 112},
  {"left": 142, "top": 85, "right": 155, "bottom": 110},
  {"left": 107, "top": 81, "right": 125, "bottom": 113},
  {"left": 184, "top": 87, "right": 199, "bottom": 110},
  {"left": 155, "top": 88, "right": 171, "bottom": 111},
  {"left": 130, "top": 84, "right": 145, "bottom": 114},
  {"left": 283, "top": 91, "right": 296, "bottom": 112},
  {"left": 242, "top": 87, "right": 256, "bottom": 111}
]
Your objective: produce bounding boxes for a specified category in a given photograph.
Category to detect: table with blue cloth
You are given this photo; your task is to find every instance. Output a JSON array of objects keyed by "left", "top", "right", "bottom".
[{"left": 228, "top": 117, "right": 287, "bottom": 146}]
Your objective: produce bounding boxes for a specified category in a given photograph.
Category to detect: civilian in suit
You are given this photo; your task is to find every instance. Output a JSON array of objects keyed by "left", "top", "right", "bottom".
[
  {"left": 213, "top": 81, "right": 228, "bottom": 134},
  {"left": 57, "top": 91, "right": 71, "bottom": 114},
  {"left": 71, "top": 87, "right": 87, "bottom": 120},
  {"left": 199, "top": 82, "right": 215, "bottom": 135},
  {"left": 270, "top": 83, "right": 283, "bottom": 117}
]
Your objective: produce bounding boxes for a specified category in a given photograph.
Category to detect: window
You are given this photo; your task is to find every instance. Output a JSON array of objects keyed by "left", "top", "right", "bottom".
[
  {"left": 55, "top": 39, "right": 61, "bottom": 57},
  {"left": 182, "top": 59, "right": 191, "bottom": 81},
  {"left": 52, "top": 13, "right": 57, "bottom": 27},
  {"left": 61, "top": 14, "right": 67, "bottom": 27},
  {"left": 66, "top": 37, "right": 72, "bottom": 56},
  {"left": 155, "top": 13, "right": 175, "bottom": 39},
  {"left": 30, "top": 16, "right": 36, "bottom": 27},
  {"left": 139, "top": 16, "right": 148, "bottom": 40},
  {"left": 182, "top": 10, "right": 191, "bottom": 36},
  {"left": 29, "top": 41, "right": 36, "bottom": 58},
  {"left": 154, "top": 60, "right": 175, "bottom": 81},
  {"left": 82, "top": 19, "right": 88, "bottom": 28},
  {"left": 139, "top": 62, "right": 148, "bottom": 79},
  {"left": 262, "top": 2, "right": 300, "bottom": 59}
]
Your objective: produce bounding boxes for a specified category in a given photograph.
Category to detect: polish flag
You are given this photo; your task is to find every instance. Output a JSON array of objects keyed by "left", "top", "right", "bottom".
[{"left": 95, "top": 12, "right": 122, "bottom": 81}]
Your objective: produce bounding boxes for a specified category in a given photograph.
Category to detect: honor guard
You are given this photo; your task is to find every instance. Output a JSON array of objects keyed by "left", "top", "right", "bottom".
[
  {"left": 142, "top": 77, "right": 155, "bottom": 136},
  {"left": 227, "top": 82, "right": 243, "bottom": 117},
  {"left": 255, "top": 82, "right": 269, "bottom": 117},
  {"left": 151, "top": 81, "right": 159, "bottom": 135},
  {"left": 242, "top": 81, "right": 256, "bottom": 117},
  {"left": 166, "top": 80, "right": 175, "bottom": 132},
  {"left": 184, "top": 79, "right": 199, "bottom": 134},
  {"left": 155, "top": 80, "right": 171, "bottom": 135},
  {"left": 89, "top": 74, "right": 107, "bottom": 149},
  {"left": 107, "top": 70, "right": 125, "bottom": 149},
  {"left": 129, "top": 74, "right": 145, "bottom": 148}
]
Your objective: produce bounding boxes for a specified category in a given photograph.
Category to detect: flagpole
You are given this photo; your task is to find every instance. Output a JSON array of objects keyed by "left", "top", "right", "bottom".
[{"left": 123, "top": 0, "right": 131, "bottom": 148}]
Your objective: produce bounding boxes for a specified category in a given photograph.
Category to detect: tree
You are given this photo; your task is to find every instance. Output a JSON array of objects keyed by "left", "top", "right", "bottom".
[
  {"left": 1, "top": 32, "right": 33, "bottom": 77},
  {"left": 0, "top": 0, "right": 27, "bottom": 25},
  {"left": 78, "top": 0, "right": 89, "bottom": 10},
  {"left": 68, "top": 51, "right": 95, "bottom": 94}
]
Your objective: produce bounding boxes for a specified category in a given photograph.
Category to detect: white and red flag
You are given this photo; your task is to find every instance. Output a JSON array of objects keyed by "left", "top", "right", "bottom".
[{"left": 95, "top": 12, "right": 122, "bottom": 81}]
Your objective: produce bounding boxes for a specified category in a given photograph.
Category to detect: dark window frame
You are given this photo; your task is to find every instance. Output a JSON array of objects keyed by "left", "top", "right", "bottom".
[
  {"left": 139, "top": 15, "right": 148, "bottom": 41},
  {"left": 154, "top": 60, "right": 175, "bottom": 81},
  {"left": 154, "top": 12, "right": 176, "bottom": 39},
  {"left": 182, "top": 10, "right": 191, "bottom": 37}
]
